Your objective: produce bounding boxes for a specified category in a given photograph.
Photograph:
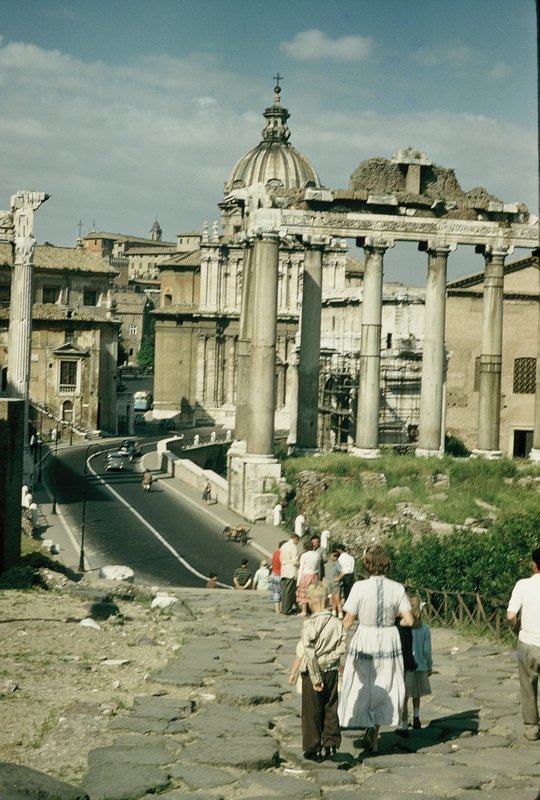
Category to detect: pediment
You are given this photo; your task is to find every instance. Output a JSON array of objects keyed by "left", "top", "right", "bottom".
[{"left": 51, "top": 341, "right": 90, "bottom": 357}]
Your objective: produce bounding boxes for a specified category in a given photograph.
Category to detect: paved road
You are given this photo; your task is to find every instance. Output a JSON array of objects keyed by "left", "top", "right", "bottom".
[
  {"left": 2, "top": 587, "right": 539, "bottom": 800},
  {"left": 40, "top": 442, "right": 262, "bottom": 588}
]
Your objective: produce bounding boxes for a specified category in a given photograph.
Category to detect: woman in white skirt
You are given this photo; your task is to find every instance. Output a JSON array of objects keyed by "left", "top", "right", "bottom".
[{"left": 338, "top": 544, "right": 413, "bottom": 752}]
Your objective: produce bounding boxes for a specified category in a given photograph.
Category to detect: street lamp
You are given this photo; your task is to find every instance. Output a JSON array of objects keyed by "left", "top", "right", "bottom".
[
  {"left": 79, "top": 442, "right": 101, "bottom": 572},
  {"left": 37, "top": 434, "right": 43, "bottom": 483},
  {"left": 51, "top": 430, "right": 59, "bottom": 515}
]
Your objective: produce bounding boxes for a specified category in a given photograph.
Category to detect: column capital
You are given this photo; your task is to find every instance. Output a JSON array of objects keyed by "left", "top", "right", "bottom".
[
  {"left": 250, "top": 228, "right": 281, "bottom": 244},
  {"left": 300, "top": 234, "right": 332, "bottom": 249},
  {"left": 357, "top": 236, "right": 395, "bottom": 253},
  {"left": 418, "top": 241, "right": 457, "bottom": 256},
  {"left": 475, "top": 243, "right": 514, "bottom": 260}
]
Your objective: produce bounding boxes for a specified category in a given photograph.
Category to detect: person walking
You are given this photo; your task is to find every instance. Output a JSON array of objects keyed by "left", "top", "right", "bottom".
[
  {"left": 338, "top": 544, "right": 413, "bottom": 753},
  {"left": 296, "top": 542, "right": 321, "bottom": 616},
  {"left": 507, "top": 546, "right": 540, "bottom": 741},
  {"left": 396, "top": 595, "right": 432, "bottom": 737},
  {"left": 335, "top": 543, "right": 355, "bottom": 601},
  {"left": 288, "top": 582, "right": 347, "bottom": 762},
  {"left": 141, "top": 469, "right": 153, "bottom": 492},
  {"left": 270, "top": 540, "right": 285, "bottom": 614},
  {"left": 202, "top": 480, "right": 211, "bottom": 504},
  {"left": 280, "top": 533, "right": 300, "bottom": 615}
]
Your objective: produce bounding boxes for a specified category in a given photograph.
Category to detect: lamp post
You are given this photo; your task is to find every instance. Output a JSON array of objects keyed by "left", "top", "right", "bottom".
[
  {"left": 79, "top": 442, "right": 101, "bottom": 572},
  {"left": 37, "top": 434, "right": 43, "bottom": 483},
  {"left": 51, "top": 430, "right": 59, "bottom": 515}
]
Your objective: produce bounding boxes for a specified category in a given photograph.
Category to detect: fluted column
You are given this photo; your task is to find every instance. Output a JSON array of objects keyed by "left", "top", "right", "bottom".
[
  {"left": 351, "top": 238, "right": 393, "bottom": 458},
  {"left": 234, "top": 242, "right": 254, "bottom": 440},
  {"left": 473, "top": 245, "right": 512, "bottom": 458},
  {"left": 296, "top": 239, "right": 325, "bottom": 451},
  {"left": 416, "top": 242, "right": 454, "bottom": 457},
  {"left": 246, "top": 232, "right": 279, "bottom": 457}
]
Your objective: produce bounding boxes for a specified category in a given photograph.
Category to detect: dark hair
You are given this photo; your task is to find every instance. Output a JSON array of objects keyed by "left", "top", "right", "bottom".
[
  {"left": 335, "top": 543, "right": 345, "bottom": 551},
  {"left": 278, "top": 540, "right": 286, "bottom": 548},
  {"left": 533, "top": 548, "right": 540, "bottom": 570},
  {"left": 209, "top": 573, "right": 217, "bottom": 579},
  {"left": 241, "top": 559, "right": 249, "bottom": 567},
  {"left": 310, "top": 534, "right": 320, "bottom": 542}
]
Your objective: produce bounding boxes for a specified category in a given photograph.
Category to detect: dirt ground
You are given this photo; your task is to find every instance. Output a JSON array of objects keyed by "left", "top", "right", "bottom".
[{"left": 0, "top": 576, "right": 183, "bottom": 786}]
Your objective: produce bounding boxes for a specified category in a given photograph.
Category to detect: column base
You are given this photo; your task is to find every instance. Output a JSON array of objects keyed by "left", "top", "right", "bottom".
[
  {"left": 470, "top": 449, "right": 503, "bottom": 460},
  {"left": 228, "top": 451, "right": 282, "bottom": 522},
  {"left": 415, "top": 447, "right": 443, "bottom": 458},
  {"left": 349, "top": 446, "right": 380, "bottom": 459},
  {"left": 529, "top": 448, "right": 540, "bottom": 463}
]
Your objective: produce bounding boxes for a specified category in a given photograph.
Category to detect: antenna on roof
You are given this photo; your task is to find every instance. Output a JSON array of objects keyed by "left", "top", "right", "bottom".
[{"left": 77, "top": 220, "right": 83, "bottom": 237}]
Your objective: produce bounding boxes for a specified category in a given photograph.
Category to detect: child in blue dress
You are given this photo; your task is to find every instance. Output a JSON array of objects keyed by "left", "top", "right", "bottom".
[{"left": 397, "top": 594, "right": 432, "bottom": 735}]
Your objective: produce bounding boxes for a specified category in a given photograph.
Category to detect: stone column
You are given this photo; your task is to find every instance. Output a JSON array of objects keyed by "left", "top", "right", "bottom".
[
  {"left": 473, "top": 245, "right": 512, "bottom": 458},
  {"left": 6, "top": 191, "right": 49, "bottom": 442},
  {"left": 296, "top": 239, "right": 325, "bottom": 452},
  {"left": 351, "top": 238, "right": 393, "bottom": 458},
  {"left": 529, "top": 273, "right": 540, "bottom": 462},
  {"left": 234, "top": 242, "right": 254, "bottom": 441},
  {"left": 416, "top": 242, "right": 454, "bottom": 457},
  {"left": 286, "top": 342, "right": 299, "bottom": 448},
  {"left": 246, "top": 232, "right": 280, "bottom": 456}
]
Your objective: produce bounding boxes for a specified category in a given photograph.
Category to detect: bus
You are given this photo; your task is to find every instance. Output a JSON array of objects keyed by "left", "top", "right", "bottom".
[{"left": 133, "top": 391, "right": 153, "bottom": 412}]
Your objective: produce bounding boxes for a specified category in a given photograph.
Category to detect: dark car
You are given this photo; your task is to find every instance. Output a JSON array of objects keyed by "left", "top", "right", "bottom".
[
  {"left": 118, "top": 439, "right": 142, "bottom": 460},
  {"left": 158, "top": 418, "right": 176, "bottom": 431}
]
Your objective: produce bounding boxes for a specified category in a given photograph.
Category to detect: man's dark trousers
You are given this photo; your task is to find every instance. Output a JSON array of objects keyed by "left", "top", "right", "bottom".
[
  {"left": 281, "top": 577, "right": 297, "bottom": 615},
  {"left": 301, "top": 670, "right": 341, "bottom": 753}
]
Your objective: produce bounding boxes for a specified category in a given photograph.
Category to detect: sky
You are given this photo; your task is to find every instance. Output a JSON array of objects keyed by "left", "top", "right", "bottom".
[{"left": 0, "top": 0, "right": 537, "bottom": 285}]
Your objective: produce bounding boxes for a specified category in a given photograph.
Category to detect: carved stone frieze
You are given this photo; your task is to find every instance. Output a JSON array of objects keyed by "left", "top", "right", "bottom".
[{"left": 278, "top": 210, "right": 538, "bottom": 249}]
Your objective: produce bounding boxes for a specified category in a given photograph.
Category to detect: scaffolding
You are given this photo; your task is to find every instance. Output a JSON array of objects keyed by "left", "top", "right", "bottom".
[{"left": 318, "top": 351, "right": 421, "bottom": 452}]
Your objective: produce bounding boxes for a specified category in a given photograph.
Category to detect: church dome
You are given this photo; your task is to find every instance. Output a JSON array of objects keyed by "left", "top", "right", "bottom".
[{"left": 225, "top": 85, "right": 321, "bottom": 194}]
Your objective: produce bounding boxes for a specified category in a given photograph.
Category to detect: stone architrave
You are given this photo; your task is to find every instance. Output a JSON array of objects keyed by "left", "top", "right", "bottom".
[
  {"left": 296, "top": 237, "right": 326, "bottom": 452},
  {"left": 351, "top": 237, "right": 394, "bottom": 458},
  {"left": 416, "top": 242, "right": 455, "bottom": 457},
  {"left": 473, "top": 245, "right": 513, "bottom": 458},
  {"left": 5, "top": 191, "right": 49, "bottom": 440}
]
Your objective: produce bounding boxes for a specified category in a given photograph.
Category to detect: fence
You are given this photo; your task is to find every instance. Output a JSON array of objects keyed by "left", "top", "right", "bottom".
[{"left": 409, "top": 586, "right": 509, "bottom": 640}]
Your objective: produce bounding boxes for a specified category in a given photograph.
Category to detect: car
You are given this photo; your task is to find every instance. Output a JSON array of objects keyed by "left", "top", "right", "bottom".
[
  {"left": 118, "top": 439, "right": 142, "bottom": 460},
  {"left": 105, "top": 452, "right": 125, "bottom": 471},
  {"left": 158, "top": 418, "right": 176, "bottom": 431}
]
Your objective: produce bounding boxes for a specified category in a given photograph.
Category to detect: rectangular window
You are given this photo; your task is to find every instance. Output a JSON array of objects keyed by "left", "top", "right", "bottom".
[
  {"left": 43, "top": 286, "right": 60, "bottom": 304},
  {"left": 513, "top": 357, "right": 536, "bottom": 394},
  {"left": 83, "top": 289, "right": 97, "bottom": 306},
  {"left": 0, "top": 284, "right": 10, "bottom": 305},
  {"left": 129, "top": 325, "right": 138, "bottom": 335},
  {"left": 59, "top": 360, "right": 77, "bottom": 392}
]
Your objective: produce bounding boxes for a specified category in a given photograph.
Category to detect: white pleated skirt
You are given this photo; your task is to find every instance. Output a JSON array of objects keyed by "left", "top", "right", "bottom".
[{"left": 338, "top": 623, "right": 405, "bottom": 729}]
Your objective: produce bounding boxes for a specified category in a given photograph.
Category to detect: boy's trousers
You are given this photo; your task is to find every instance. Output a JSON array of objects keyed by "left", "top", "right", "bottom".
[{"left": 301, "top": 669, "right": 341, "bottom": 752}]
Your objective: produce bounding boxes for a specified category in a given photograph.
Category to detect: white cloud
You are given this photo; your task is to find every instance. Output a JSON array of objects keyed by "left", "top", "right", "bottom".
[
  {"left": 0, "top": 39, "right": 536, "bottom": 265},
  {"left": 280, "top": 29, "right": 374, "bottom": 62}
]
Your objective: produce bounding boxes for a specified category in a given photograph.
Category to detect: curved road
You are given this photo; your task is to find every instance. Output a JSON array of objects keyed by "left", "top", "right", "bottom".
[{"left": 44, "top": 444, "right": 259, "bottom": 589}]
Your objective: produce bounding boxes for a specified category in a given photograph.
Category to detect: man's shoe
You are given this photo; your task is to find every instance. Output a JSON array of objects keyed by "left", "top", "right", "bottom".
[
  {"left": 395, "top": 727, "right": 410, "bottom": 738},
  {"left": 524, "top": 725, "right": 539, "bottom": 741},
  {"left": 412, "top": 716, "right": 422, "bottom": 729},
  {"left": 304, "top": 749, "right": 323, "bottom": 762},
  {"left": 322, "top": 745, "right": 337, "bottom": 759}
]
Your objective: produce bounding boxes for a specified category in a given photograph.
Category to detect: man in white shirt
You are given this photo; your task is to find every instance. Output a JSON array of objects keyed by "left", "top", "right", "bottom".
[
  {"left": 507, "top": 547, "right": 540, "bottom": 741},
  {"left": 280, "top": 534, "right": 300, "bottom": 615},
  {"left": 335, "top": 544, "right": 355, "bottom": 601}
]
